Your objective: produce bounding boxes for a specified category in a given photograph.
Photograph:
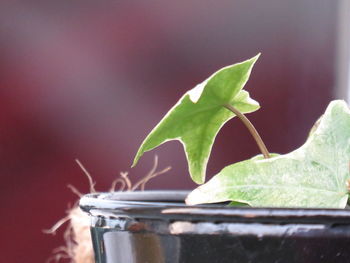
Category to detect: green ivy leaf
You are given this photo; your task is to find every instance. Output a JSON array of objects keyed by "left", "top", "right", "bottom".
[
  {"left": 132, "top": 55, "right": 261, "bottom": 184},
  {"left": 186, "top": 100, "right": 350, "bottom": 208}
]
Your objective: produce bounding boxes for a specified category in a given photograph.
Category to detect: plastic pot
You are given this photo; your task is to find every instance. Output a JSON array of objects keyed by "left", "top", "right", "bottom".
[{"left": 80, "top": 190, "right": 350, "bottom": 263}]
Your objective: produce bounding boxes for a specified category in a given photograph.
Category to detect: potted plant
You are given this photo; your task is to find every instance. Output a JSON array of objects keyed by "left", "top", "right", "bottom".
[{"left": 80, "top": 55, "right": 350, "bottom": 263}]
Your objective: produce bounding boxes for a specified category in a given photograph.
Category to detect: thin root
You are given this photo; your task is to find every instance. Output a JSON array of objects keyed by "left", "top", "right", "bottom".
[
  {"left": 75, "top": 159, "right": 96, "bottom": 193},
  {"left": 139, "top": 166, "right": 171, "bottom": 191},
  {"left": 67, "top": 184, "right": 83, "bottom": 198},
  {"left": 43, "top": 215, "right": 71, "bottom": 235},
  {"left": 109, "top": 178, "right": 126, "bottom": 192},
  {"left": 132, "top": 155, "right": 168, "bottom": 191}
]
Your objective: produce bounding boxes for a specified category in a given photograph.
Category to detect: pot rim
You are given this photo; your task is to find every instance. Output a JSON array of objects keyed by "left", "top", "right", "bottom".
[{"left": 80, "top": 190, "right": 350, "bottom": 224}]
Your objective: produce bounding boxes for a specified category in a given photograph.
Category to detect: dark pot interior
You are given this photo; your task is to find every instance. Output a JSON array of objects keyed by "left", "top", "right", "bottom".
[{"left": 80, "top": 190, "right": 350, "bottom": 263}]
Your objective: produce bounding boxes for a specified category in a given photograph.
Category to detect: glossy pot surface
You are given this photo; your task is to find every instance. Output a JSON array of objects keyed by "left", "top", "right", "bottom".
[{"left": 80, "top": 191, "right": 350, "bottom": 263}]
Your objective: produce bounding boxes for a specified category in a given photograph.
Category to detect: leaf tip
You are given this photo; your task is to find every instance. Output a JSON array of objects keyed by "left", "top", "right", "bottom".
[
  {"left": 251, "top": 53, "right": 261, "bottom": 63},
  {"left": 185, "top": 184, "right": 213, "bottom": 205},
  {"left": 185, "top": 190, "right": 200, "bottom": 205},
  {"left": 188, "top": 161, "right": 207, "bottom": 184},
  {"left": 131, "top": 150, "right": 143, "bottom": 168},
  {"left": 131, "top": 157, "right": 138, "bottom": 168},
  {"left": 192, "top": 176, "right": 205, "bottom": 185}
]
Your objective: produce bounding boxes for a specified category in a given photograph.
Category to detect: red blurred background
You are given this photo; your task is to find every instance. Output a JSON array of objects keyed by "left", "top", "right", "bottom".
[{"left": 1, "top": 1, "right": 349, "bottom": 262}]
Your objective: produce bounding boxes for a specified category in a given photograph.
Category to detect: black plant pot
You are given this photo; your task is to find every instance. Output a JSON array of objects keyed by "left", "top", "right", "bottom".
[{"left": 80, "top": 190, "right": 350, "bottom": 263}]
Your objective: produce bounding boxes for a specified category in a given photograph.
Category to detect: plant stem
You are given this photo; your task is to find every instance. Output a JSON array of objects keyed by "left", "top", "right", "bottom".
[{"left": 223, "top": 103, "right": 270, "bottom": 159}]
